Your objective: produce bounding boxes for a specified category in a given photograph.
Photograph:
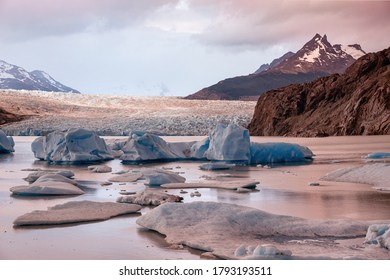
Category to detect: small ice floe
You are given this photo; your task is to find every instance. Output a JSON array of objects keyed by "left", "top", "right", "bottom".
[
  {"left": 161, "top": 180, "right": 259, "bottom": 191},
  {"left": 0, "top": 129, "right": 15, "bottom": 153},
  {"left": 10, "top": 174, "right": 84, "bottom": 196},
  {"left": 31, "top": 128, "right": 114, "bottom": 163},
  {"left": 234, "top": 244, "right": 292, "bottom": 258},
  {"left": 236, "top": 187, "right": 253, "bottom": 193},
  {"left": 190, "top": 191, "right": 201, "bottom": 197},
  {"left": 199, "top": 163, "right": 235, "bottom": 171},
  {"left": 119, "top": 191, "right": 137, "bottom": 195},
  {"left": 117, "top": 190, "right": 183, "bottom": 206},
  {"left": 23, "top": 170, "right": 75, "bottom": 183},
  {"left": 143, "top": 169, "right": 186, "bottom": 186},
  {"left": 321, "top": 163, "right": 390, "bottom": 191},
  {"left": 365, "top": 224, "right": 390, "bottom": 249},
  {"left": 88, "top": 165, "right": 112, "bottom": 173},
  {"left": 365, "top": 152, "right": 390, "bottom": 159},
  {"left": 308, "top": 182, "right": 320, "bottom": 187},
  {"left": 13, "top": 200, "right": 141, "bottom": 226},
  {"left": 108, "top": 172, "right": 143, "bottom": 183}
]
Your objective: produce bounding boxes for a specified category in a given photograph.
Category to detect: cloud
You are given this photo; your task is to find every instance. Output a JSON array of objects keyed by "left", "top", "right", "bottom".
[
  {"left": 0, "top": 0, "right": 179, "bottom": 40},
  {"left": 191, "top": 0, "right": 390, "bottom": 52}
]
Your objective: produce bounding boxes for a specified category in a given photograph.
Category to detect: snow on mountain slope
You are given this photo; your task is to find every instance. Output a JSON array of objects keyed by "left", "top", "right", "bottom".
[{"left": 0, "top": 60, "right": 80, "bottom": 93}]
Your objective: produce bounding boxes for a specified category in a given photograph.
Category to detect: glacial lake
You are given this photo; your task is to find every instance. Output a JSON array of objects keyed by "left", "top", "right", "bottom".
[{"left": 1, "top": 135, "right": 390, "bottom": 259}]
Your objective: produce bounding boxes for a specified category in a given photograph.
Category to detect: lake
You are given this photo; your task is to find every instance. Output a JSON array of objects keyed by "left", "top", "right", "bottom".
[{"left": 1, "top": 135, "right": 390, "bottom": 259}]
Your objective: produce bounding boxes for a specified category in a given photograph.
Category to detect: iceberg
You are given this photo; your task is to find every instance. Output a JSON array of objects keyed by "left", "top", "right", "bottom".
[
  {"left": 31, "top": 128, "right": 114, "bottom": 163},
  {"left": 0, "top": 129, "right": 15, "bottom": 153},
  {"left": 13, "top": 200, "right": 142, "bottom": 226},
  {"left": 120, "top": 132, "right": 187, "bottom": 162},
  {"left": 205, "top": 123, "right": 251, "bottom": 163},
  {"left": 117, "top": 124, "right": 313, "bottom": 165},
  {"left": 250, "top": 142, "right": 314, "bottom": 164},
  {"left": 10, "top": 174, "right": 84, "bottom": 196}
]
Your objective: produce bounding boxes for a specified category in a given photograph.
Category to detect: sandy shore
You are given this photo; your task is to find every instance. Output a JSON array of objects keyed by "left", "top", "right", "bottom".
[{"left": 0, "top": 90, "right": 256, "bottom": 136}]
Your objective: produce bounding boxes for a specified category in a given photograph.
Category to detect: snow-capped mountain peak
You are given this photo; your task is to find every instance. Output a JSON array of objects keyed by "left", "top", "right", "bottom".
[
  {"left": 0, "top": 59, "right": 80, "bottom": 93},
  {"left": 267, "top": 34, "right": 365, "bottom": 74}
]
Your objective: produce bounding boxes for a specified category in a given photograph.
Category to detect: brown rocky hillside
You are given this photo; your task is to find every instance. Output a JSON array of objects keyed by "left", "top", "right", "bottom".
[{"left": 247, "top": 47, "right": 390, "bottom": 136}]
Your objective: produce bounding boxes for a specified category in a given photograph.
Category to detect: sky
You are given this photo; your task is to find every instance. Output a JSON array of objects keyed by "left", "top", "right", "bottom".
[{"left": 0, "top": 0, "right": 389, "bottom": 96}]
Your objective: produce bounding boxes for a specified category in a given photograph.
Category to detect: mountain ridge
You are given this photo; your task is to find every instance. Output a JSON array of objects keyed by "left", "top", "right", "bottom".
[
  {"left": 0, "top": 60, "right": 80, "bottom": 93},
  {"left": 186, "top": 34, "right": 366, "bottom": 100}
]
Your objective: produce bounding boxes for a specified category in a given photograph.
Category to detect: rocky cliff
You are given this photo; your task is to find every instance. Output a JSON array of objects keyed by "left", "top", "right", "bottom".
[{"left": 247, "top": 47, "right": 390, "bottom": 136}]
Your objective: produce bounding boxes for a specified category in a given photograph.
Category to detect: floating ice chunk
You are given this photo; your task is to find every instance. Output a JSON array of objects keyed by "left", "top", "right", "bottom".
[
  {"left": 31, "top": 128, "right": 114, "bottom": 163},
  {"left": 199, "top": 163, "right": 235, "bottom": 171},
  {"left": 13, "top": 200, "right": 141, "bottom": 226},
  {"left": 88, "top": 165, "right": 112, "bottom": 173},
  {"left": 108, "top": 172, "right": 143, "bottom": 182},
  {"left": 321, "top": 163, "right": 390, "bottom": 191},
  {"left": 234, "top": 245, "right": 247, "bottom": 257},
  {"left": 365, "top": 224, "right": 390, "bottom": 249},
  {"left": 117, "top": 190, "right": 183, "bottom": 206},
  {"left": 142, "top": 169, "right": 186, "bottom": 186},
  {"left": 0, "top": 129, "right": 15, "bottom": 153},
  {"left": 253, "top": 244, "right": 278, "bottom": 256},
  {"left": 10, "top": 174, "right": 84, "bottom": 196},
  {"left": 23, "top": 170, "right": 75, "bottom": 183},
  {"left": 120, "top": 132, "right": 185, "bottom": 162},
  {"left": 205, "top": 124, "right": 251, "bottom": 163},
  {"left": 161, "top": 180, "right": 258, "bottom": 190},
  {"left": 366, "top": 152, "right": 390, "bottom": 159},
  {"left": 250, "top": 142, "right": 314, "bottom": 164}
]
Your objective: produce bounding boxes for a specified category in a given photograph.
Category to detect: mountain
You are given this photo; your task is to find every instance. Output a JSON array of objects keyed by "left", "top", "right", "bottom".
[
  {"left": 185, "top": 34, "right": 366, "bottom": 100},
  {"left": 247, "top": 47, "right": 390, "bottom": 137},
  {"left": 0, "top": 60, "right": 80, "bottom": 93},
  {"left": 254, "top": 51, "right": 295, "bottom": 74}
]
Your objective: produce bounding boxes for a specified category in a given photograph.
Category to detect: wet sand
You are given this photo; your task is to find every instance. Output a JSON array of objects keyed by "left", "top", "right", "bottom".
[{"left": 1, "top": 135, "right": 390, "bottom": 259}]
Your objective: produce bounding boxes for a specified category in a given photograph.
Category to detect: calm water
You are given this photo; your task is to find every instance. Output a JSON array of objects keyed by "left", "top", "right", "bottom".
[{"left": 1, "top": 135, "right": 390, "bottom": 259}]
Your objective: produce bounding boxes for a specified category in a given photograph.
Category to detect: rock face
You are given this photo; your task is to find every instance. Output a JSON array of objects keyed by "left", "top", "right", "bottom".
[
  {"left": 0, "top": 59, "right": 79, "bottom": 93},
  {"left": 31, "top": 128, "right": 114, "bottom": 163},
  {"left": 0, "top": 107, "right": 25, "bottom": 125},
  {"left": 248, "top": 47, "right": 390, "bottom": 136},
  {"left": 186, "top": 34, "right": 366, "bottom": 100},
  {"left": 0, "top": 129, "right": 15, "bottom": 153}
]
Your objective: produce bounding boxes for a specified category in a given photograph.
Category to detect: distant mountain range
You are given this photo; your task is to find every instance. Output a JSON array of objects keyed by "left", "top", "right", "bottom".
[
  {"left": 186, "top": 34, "right": 366, "bottom": 100},
  {"left": 247, "top": 46, "right": 390, "bottom": 136},
  {"left": 0, "top": 60, "right": 80, "bottom": 93}
]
